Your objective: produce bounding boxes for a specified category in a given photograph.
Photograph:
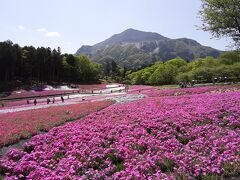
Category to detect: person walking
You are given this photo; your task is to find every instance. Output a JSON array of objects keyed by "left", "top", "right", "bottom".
[
  {"left": 125, "top": 85, "right": 129, "bottom": 92},
  {"left": 47, "top": 98, "right": 50, "bottom": 104},
  {"left": 61, "top": 96, "right": 64, "bottom": 102},
  {"left": 34, "top": 99, "right": 37, "bottom": 105},
  {"left": 52, "top": 97, "right": 55, "bottom": 103}
]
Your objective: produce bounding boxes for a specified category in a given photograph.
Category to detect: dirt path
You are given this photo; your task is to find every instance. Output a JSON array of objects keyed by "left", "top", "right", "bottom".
[
  {"left": 0, "top": 86, "right": 128, "bottom": 113},
  {"left": 0, "top": 90, "right": 145, "bottom": 114}
]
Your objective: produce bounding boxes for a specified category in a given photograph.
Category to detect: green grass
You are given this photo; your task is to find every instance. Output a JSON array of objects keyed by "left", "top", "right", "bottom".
[{"left": 156, "top": 84, "right": 179, "bottom": 89}]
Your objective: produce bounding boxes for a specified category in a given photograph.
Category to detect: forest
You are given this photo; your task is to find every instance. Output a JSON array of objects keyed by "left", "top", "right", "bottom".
[
  {"left": 0, "top": 40, "right": 101, "bottom": 90},
  {"left": 126, "top": 52, "right": 240, "bottom": 85}
]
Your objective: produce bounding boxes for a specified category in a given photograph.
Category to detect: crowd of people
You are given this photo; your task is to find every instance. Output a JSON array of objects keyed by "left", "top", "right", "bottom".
[
  {"left": 179, "top": 80, "right": 195, "bottom": 88},
  {"left": 32, "top": 96, "right": 65, "bottom": 106}
]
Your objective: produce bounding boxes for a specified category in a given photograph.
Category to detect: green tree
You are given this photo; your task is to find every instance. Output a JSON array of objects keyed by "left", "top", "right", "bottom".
[
  {"left": 105, "top": 61, "right": 111, "bottom": 76},
  {"left": 219, "top": 51, "right": 240, "bottom": 65},
  {"left": 0, "top": 40, "right": 102, "bottom": 89},
  {"left": 166, "top": 57, "right": 187, "bottom": 68},
  {"left": 199, "top": 0, "right": 240, "bottom": 48},
  {"left": 0, "top": 41, "right": 18, "bottom": 81},
  {"left": 192, "top": 67, "right": 214, "bottom": 82},
  {"left": 148, "top": 63, "right": 177, "bottom": 85},
  {"left": 111, "top": 60, "right": 120, "bottom": 77},
  {"left": 176, "top": 72, "right": 193, "bottom": 83}
]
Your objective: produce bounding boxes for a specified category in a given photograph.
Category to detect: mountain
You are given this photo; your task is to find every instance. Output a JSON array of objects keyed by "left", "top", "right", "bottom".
[{"left": 76, "top": 29, "right": 222, "bottom": 69}]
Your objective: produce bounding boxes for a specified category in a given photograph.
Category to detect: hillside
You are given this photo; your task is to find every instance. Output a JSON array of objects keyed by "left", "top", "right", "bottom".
[{"left": 76, "top": 29, "right": 222, "bottom": 68}]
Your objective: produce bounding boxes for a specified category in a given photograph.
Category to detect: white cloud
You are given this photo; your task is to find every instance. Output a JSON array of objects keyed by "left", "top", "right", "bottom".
[
  {"left": 18, "top": 25, "right": 25, "bottom": 31},
  {"left": 45, "top": 31, "right": 61, "bottom": 37},
  {"left": 37, "top": 28, "right": 47, "bottom": 32},
  {"left": 17, "top": 26, "right": 61, "bottom": 38}
]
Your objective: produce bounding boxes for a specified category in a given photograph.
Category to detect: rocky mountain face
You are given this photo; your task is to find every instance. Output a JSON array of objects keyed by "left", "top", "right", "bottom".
[{"left": 76, "top": 28, "right": 222, "bottom": 68}]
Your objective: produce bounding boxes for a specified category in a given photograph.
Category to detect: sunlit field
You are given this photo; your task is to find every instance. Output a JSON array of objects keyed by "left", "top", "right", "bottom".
[{"left": 1, "top": 0, "right": 240, "bottom": 179}]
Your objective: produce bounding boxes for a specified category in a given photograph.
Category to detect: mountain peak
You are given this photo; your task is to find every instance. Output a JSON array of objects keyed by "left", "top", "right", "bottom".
[
  {"left": 123, "top": 28, "right": 137, "bottom": 32},
  {"left": 121, "top": 28, "right": 146, "bottom": 34},
  {"left": 92, "top": 28, "right": 167, "bottom": 48},
  {"left": 76, "top": 29, "right": 221, "bottom": 69}
]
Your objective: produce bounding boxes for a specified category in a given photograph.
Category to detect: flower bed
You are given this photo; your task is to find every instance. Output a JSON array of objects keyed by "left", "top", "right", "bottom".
[
  {"left": 78, "top": 84, "right": 107, "bottom": 90},
  {"left": 0, "top": 90, "right": 73, "bottom": 101},
  {"left": 0, "top": 84, "right": 112, "bottom": 108},
  {"left": 0, "top": 99, "right": 28, "bottom": 108},
  {"left": 0, "top": 100, "right": 112, "bottom": 147},
  {"left": 145, "top": 85, "right": 240, "bottom": 97},
  {"left": 0, "top": 90, "right": 239, "bottom": 179},
  {"left": 128, "top": 85, "right": 156, "bottom": 94}
]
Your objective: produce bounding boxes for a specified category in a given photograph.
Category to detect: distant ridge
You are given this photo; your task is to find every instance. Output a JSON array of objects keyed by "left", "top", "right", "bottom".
[{"left": 76, "top": 29, "right": 222, "bottom": 68}]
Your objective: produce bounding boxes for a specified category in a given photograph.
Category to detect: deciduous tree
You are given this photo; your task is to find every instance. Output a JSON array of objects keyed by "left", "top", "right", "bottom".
[{"left": 199, "top": 0, "right": 240, "bottom": 48}]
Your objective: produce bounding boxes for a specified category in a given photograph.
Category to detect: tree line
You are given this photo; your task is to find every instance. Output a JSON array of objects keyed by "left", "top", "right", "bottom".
[
  {"left": 0, "top": 40, "right": 101, "bottom": 90},
  {"left": 126, "top": 51, "right": 240, "bottom": 85}
]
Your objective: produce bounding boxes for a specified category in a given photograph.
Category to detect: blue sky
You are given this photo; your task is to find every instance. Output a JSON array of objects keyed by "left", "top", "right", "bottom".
[{"left": 0, "top": 0, "right": 231, "bottom": 53}]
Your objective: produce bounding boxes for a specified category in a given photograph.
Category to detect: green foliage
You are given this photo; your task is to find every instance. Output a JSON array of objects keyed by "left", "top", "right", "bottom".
[
  {"left": 127, "top": 52, "right": 240, "bottom": 85},
  {"left": 166, "top": 57, "right": 187, "bottom": 68},
  {"left": 176, "top": 136, "right": 191, "bottom": 145},
  {"left": 219, "top": 51, "right": 240, "bottom": 65},
  {"left": 53, "top": 152, "right": 65, "bottom": 160},
  {"left": 176, "top": 72, "right": 193, "bottom": 83},
  {"left": 192, "top": 67, "right": 214, "bottom": 82},
  {"left": 222, "top": 161, "right": 240, "bottom": 177},
  {"left": 192, "top": 119, "right": 212, "bottom": 126},
  {"left": 199, "top": 0, "right": 240, "bottom": 48},
  {"left": 23, "top": 145, "right": 34, "bottom": 153},
  {"left": 128, "top": 58, "right": 185, "bottom": 85},
  {"left": 149, "top": 63, "right": 177, "bottom": 85},
  {"left": 106, "top": 153, "right": 124, "bottom": 166},
  {"left": 0, "top": 164, "right": 7, "bottom": 176},
  {"left": 155, "top": 158, "right": 175, "bottom": 173},
  {"left": 202, "top": 174, "right": 223, "bottom": 180},
  {"left": 0, "top": 41, "right": 102, "bottom": 89},
  {"left": 127, "top": 62, "right": 159, "bottom": 84},
  {"left": 105, "top": 152, "right": 125, "bottom": 175}
]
